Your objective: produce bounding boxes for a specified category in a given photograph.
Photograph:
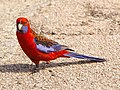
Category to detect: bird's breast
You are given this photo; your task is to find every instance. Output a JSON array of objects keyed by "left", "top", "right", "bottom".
[
  {"left": 16, "top": 32, "right": 69, "bottom": 61},
  {"left": 16, "top": 32, "right": 37, "bottom": 56}
]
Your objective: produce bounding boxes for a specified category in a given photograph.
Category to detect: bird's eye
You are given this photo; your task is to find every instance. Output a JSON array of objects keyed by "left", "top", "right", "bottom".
[{"left": 23, "top": 22, "right": 28, "bottom": 25}]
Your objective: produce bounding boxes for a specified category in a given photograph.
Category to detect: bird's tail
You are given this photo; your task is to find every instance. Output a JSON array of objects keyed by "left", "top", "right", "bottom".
[{"left": 64, "top": 52, "right": 105, "bottom": 62}]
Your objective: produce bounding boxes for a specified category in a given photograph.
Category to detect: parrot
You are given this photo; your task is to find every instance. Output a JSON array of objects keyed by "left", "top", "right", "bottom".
[{"left": 16, "top": 17, "right": 105, "bottom": 70}]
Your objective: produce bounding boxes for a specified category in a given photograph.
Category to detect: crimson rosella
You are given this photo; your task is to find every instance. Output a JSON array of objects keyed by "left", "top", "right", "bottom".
[{"left": 16, "top": 17, "right": 105, "bottom": 69}]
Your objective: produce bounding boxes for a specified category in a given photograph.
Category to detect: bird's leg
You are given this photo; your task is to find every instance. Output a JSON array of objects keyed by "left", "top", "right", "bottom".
[
  {"left": 31, "top": 64, "right": 39, "bottom": 73},
  {"left": 34, "top": 64, "right": 39, "bottom": 71},
  {"left": 36, "top": 64, "right": 39, "bottom": 68},
  {"left": 29, "top": 64, "right": 39, "bottom": 74}
]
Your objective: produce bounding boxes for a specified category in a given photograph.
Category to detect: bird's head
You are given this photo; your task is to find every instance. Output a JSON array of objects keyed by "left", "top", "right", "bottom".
[{"left": 16, "top": 17, "right": 30, "bottom": 33}]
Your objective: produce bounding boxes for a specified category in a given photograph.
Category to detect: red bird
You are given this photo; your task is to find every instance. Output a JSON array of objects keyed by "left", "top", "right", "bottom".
[{"left": 16, "top": 17, "right": 105, "bottom": 69}]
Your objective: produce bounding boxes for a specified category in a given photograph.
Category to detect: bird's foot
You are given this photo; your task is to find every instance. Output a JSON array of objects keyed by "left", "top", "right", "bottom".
[{"left": 31, "top": 64, "right": 39, "bottom": 74}]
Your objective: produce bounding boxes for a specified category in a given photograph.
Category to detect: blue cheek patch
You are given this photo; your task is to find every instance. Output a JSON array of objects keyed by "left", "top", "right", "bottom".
[{"left": 22, "top": 26, "right": 28, "bottom": 33}]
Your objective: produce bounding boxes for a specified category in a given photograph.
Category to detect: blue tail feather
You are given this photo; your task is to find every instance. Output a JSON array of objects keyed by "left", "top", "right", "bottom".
[{"left": 64, "top": 52, "right": 105, "bottom": 62}]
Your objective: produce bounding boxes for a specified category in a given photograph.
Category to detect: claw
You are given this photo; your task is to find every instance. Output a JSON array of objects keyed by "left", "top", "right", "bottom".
[{"left": 30, "top": 64, "right": 39, "bottom": 74}]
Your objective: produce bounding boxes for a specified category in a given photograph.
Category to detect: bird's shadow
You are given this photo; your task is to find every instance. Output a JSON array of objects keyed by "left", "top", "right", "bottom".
[{"left": 0, "top": 60, "right": 100, "bottom": 73}]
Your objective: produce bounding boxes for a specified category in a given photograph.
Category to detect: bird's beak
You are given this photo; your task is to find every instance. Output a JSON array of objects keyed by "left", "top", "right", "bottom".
[{"left": 18, "top": 23, "right": 23, "bottom": 31}]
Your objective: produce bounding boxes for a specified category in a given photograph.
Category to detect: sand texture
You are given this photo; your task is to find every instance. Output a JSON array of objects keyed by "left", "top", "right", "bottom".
[{"left": 0, "top": 0, "right": 120, "bottom": 90}]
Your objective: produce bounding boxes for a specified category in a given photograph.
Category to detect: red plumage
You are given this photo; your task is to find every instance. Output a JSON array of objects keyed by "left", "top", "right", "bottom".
[
  {"left": 16, "top": 17, "right": 105, "bottom": 69},
  {"left": 16, "top": 17, "right": 69, "bottom": 66}
]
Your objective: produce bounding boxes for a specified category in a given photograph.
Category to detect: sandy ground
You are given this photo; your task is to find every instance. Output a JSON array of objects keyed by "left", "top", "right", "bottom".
[{"left": 0, "top": 0, "right": 120, "bottom": 90}]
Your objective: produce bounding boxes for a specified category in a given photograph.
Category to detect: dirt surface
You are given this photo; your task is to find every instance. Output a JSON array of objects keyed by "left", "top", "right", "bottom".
[{"left": 0, "top": 0, "right": 120, "bottom": 90}]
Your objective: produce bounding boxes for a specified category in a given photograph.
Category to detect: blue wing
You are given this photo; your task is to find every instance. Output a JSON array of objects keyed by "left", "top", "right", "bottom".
[
  {"left": 33, "top": 34, "right": 105, "bottom": 62},
  {"left": 34, "top": 36, "right": 72, "bottom": 53},
  {"left": 36, "top": 43, "right": 69, "bottom": 53}
]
